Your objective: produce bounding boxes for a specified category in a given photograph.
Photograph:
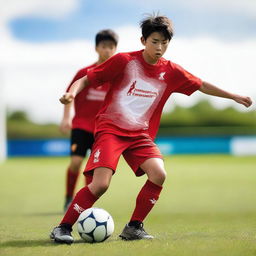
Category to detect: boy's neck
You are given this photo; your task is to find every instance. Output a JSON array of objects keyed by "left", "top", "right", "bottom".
[{"left": 97, "top": 57, "right": 106, "bottom": 65}]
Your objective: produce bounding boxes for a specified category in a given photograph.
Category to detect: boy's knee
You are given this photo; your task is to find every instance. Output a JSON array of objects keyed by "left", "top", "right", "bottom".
[
  {"left": 69, "top": 162, "right": 82, "bottom": 172},
  {"left": 98, "top": 183, "right": 109, "bottom": 194},
  {"left": 148, "top": 168, "right": 166, "bottom": 186},
  {"left": 157, "top": 170, "right": 166, "bottom": 185},
  {"left": 90, "top": 182, "right": 110, "bottom": 197}
]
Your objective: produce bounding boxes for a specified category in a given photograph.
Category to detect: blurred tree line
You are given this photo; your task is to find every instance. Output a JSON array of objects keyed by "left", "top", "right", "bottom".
[
  {"left": 159, "top": 100, "right": 256, "bottom": 136},
  {"left": 7, "top": 111, "right": 65, "bottom": 139},
  {"left": 7, "top": 100, "right": 256, "bottom": 139}
]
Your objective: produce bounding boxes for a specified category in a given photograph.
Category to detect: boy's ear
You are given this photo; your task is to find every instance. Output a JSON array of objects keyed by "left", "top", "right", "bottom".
[{"left": 140, "top": 36, "right": 146, "bottom": 46}]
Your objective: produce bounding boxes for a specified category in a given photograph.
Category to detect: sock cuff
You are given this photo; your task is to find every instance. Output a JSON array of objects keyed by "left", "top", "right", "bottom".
[
  {"left": 67, "top": 168, "right": 79, "bottom": 177},
  {"left": 85, "top": 186, "right": 99, "bottom": 200},
  {"left": 145, "top": 180, "right": 163, "bottom": 194}
]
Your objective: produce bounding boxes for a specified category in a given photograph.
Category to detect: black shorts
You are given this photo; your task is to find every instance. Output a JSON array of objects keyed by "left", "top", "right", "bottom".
[{"left": 70, "top": 129, "right": 94, "bottom": 157}]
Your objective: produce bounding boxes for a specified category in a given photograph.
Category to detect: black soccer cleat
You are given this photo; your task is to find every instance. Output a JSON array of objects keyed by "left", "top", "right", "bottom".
[
  {"left": 64, "top": 196, "right": 73, "bottom": 212},
  {"left": 119, "top": 223, "right": 154, "bottom": 240},
  {"left": 50, "top": 225, "right": 74, "bottom": 244}
]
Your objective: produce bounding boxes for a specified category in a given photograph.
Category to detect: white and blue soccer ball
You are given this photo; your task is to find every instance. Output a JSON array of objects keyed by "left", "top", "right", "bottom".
[{"left": 77, "top": 207, "right": 114, "bottom": 243}]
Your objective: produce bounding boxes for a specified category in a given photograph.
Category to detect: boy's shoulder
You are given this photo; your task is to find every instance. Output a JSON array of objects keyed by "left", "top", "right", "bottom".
[
  {"left": 159, "top": 56, "right": 170, "bottom": 66},
  {"left": 77, "top": 63, "right": 97, "bottom": 74},
  {"left": 109, "top": 50, "right": 142, "bottom": 67},
  {"left": 159, "top": 57, "right": 184, "bottom": 71},
  {"left": 115, "top": 50, "right": 141, "bottom": 60}
]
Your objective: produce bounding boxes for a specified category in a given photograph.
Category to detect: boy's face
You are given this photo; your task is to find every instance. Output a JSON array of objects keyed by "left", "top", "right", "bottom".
[
  {"left": 141, "top": 32, "right": 169, "bottom": 62},
  {"left": 96, "top": 40, "right": 117, "bottom": 62}
]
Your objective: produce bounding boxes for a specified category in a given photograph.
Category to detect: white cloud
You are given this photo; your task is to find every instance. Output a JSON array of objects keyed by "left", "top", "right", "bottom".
[
  {"left": 181, "top": 0, "right": 256, "bottom": 15},
  {"left": 164, "top": 37, "right": 256, "bottom": 111},
  {"left": 115, "top": 26, "right": 142, "bottom": 52},
  {"left": 1, "top": 15, "right": 255, "bottom": 123},
  {"left": 111, "top": 0, "right": 256, "bottom": 16},
  {"left": 0, "top": 0, "right": 93, "bottom": 123},
  {"left": 1, "top": 38, "right": 97, "bottom": 123}
]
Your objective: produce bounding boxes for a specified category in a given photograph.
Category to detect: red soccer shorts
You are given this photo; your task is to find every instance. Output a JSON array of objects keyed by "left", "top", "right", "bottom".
[{"left": 84, "top": 132, "right": 162, "bottom": 177}]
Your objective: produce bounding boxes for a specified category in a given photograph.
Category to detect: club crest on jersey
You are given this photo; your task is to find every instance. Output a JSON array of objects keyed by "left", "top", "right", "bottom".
[
  {"left": 158, "top": 72, "right": 166, "bottom": 80},
  {"left": 93, "top": 149, "right": 101, "bottom": 163}
]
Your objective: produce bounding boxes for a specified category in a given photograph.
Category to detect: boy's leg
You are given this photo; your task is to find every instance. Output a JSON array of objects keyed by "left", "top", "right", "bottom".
[
  {"left": 64, "top": 129, "right": 94, "bottom": 211},
  {"left": 51, "top": 167, "right": 113, "bottom": 244},
  {"left": 130, "top": 158, "right": 165, "bottom": 222},
  {"left": 64, "top": 156, "right": 83, "bottom": 211},
  {"left": 53, "top": 132, "right": 126, "bottom": 244},
  {"left": 120, "top": 158, "right": 166, "bottom": 240}
]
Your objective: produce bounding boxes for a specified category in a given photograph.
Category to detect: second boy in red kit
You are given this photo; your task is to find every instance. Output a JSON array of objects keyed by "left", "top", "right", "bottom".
[{"left": 60, "top": 30, "right": 118, "bottom": 211}]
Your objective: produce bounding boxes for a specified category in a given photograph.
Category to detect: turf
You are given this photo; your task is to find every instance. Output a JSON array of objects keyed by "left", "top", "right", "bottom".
[{"left": 0, "top": 155, "right": 255, "bottom": 256}]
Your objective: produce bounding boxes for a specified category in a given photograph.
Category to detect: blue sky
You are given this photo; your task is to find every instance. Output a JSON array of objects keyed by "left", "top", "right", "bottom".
[
  {"left": 1, "top": 0, "right": 255, "bottom": 123},
  {"left": 8, "top": 0, "right": 256, "bottom": 43}
]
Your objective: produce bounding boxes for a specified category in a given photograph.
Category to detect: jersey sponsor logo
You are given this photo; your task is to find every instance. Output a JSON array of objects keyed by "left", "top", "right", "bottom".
[
  {"left": 93, "top": 149, "right": 101, "bottom": 163},
  {"left": 158, "top": 72, "right": 166, "bottom": 81},
  {"left": 127, "top": 80, "right": 158, "bottom": 98},
  {"left": 149, "top": 198, "right": 157, "bottom": 205},
  {"left": 73, "top": 203, "right": 85, "bottom": 214},
  {"left": 86, "top": 88, "right": 106, "bottom": 101}
]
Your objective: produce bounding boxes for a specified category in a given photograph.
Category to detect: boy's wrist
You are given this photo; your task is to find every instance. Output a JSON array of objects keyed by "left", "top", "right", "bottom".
[{"left": 231, "top": 93, "right": 239, "bottom": 101}]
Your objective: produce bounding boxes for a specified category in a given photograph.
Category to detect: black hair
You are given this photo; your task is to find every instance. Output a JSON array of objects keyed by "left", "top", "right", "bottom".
[
  {"left": 140, "top": 14, "right": 174, "bottom": 41},
  {"left": 95, "top": 29, "right": 119, "bottom": 46}
]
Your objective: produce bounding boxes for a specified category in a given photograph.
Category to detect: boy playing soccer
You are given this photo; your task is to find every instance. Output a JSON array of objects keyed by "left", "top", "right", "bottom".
[
  {"left": 51, "top": 15, "right": 252, "bottom": 244},
  {"left": 59, "top": 30, "right": 118, "bottom": 211}
]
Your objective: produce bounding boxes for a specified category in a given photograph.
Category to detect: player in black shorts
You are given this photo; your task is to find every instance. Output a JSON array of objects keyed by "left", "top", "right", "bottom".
[
  {"left": 70, "top": 129, "right": 94, "bottom": 158},
  {"left": 59, "top": 30, "right": 118, "bottom": 211}
]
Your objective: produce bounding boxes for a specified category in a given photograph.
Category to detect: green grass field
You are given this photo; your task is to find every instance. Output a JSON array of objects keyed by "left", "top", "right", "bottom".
[{"left": 0, "top": 155, "right": 255, "bottom": 256}]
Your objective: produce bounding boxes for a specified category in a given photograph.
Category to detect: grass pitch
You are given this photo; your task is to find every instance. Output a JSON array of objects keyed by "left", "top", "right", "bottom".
[{"left": 0, "top": 155, "right": 255, "bottom": 256}]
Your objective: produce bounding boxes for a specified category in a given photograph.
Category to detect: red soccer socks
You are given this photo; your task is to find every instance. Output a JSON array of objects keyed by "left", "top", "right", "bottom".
[
  {"left": 130, "top": 180, "right": 163, "bottom": 222},
  {"left": 61, "top": 186, "right": 98, "bottom": 226},
  {"left": 66, "top": 168, "right": 79, "bottom": 198}
]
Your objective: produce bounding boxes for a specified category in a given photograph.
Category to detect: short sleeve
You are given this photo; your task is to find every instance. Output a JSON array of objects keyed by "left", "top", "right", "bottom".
[
  {"left": 173, "top": 64, "right": 202, "bottom": 95},
  {"left": 87, "top": 53, "right": 128, "bottom": 87},
  {"left": 66, "top": 68, "right": 88, "bottom": 92}
]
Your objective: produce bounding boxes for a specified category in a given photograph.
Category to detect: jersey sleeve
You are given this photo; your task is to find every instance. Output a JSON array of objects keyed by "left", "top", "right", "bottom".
[
  {"left": 87, "top": 53, "right": 128, "bottom": 87},
  {"left": 172, "top": 63, "right": 202, "bottom": 95},
  {"left": 66, "top": 68, "right": 88, "bottom": 92}
]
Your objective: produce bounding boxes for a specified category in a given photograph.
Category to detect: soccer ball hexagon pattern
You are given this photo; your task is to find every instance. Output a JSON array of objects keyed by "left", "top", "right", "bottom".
[{"left": 77, "top": 207, "right": 114, "bottom": 243}]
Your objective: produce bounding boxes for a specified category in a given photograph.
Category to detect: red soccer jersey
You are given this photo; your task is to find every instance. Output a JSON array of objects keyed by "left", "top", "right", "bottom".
[
  {"left": 66, "top": 63, "right": 109, "bottom": 133},
  {"left": 87, "top": 50, "right": 202, "bottom": 139}
]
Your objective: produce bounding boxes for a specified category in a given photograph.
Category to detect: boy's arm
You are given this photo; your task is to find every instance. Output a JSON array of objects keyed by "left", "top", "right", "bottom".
[
  {"left": 59, "top": 75, "right": 89, "bottom": 104},
  {"left": 199, "top": 81, "right": 252, "bottom": 108},
  {"left": 59, "top": 103, "right": 73, "bottom": 134}
]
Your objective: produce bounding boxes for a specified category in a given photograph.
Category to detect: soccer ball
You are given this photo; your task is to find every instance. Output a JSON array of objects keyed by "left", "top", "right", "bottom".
[{"left": 77, "top": 207, "right": 114, "bottom": 243}]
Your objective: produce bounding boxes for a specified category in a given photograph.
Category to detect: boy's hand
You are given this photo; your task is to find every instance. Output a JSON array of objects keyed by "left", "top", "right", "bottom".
[
  {"left": 233, "top": 95, "right": 252, "bottom": 108},
  {"left": 59, "top": 93, "right": 74, "bottom": 104}
]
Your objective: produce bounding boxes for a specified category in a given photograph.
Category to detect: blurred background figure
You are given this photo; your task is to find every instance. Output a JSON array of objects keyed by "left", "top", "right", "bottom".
[{"left": 59, "top": 29, "right": 118, "bottom": 211}]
